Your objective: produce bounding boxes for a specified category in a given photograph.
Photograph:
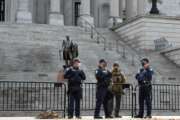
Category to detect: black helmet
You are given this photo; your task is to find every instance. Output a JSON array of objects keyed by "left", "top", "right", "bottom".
[{"left": 99, "top": 59, "right": 106, "bottom": 64}]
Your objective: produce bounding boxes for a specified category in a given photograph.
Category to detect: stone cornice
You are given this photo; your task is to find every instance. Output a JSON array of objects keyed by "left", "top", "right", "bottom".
[{"left": 112, "top": 14, "right": 180, "bottom": 31}]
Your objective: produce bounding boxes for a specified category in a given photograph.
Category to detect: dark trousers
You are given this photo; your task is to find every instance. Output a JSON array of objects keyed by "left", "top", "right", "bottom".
[
  {"left": 104, "top": 90, "right": 114, "bottom": 117},
  {"left": 94, "top": 87, "right": 114, "bottom": 117},
  {"left": 68, "top": 88, "right": 81, "bottom": 117},
  {"left": 114, "top": 94, "right": 121, "bottom": 116},
  {"left": 94, "top": 87, "right": 108, "bottom": 117},
  {"left": 138, "top": 84, "right": 152, "bottom": 117}
]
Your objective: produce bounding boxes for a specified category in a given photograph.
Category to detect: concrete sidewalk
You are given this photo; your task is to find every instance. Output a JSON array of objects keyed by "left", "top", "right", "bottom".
[{"left": 0, "top": 116, "right": 180, "bottom": 120}]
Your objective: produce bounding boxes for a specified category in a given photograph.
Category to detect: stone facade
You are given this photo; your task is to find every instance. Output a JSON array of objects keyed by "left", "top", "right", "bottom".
[
  {"left": 114, "top": 15, "right": 180, "bottom": 50},
  {"left": 2, "top": 0, "right": 180, "bottom": 27},
  {"left": 161, "top": 48, "right": 180, "bottom": 67}
]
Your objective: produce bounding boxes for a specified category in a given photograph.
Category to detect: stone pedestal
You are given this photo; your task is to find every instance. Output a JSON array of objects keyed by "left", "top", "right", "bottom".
[
  {"left": 16, "top": 0, "right": 32, "bottom": 23},
  {"left": 49, "top": 0, "right": 64, "bottom": 25},
  {"left": 107, "top": 17, "right": 122, "bottom": 28}
]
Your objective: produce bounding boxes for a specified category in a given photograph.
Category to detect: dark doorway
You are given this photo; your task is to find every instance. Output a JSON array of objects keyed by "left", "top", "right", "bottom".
[
  {"left": 74, "top": 2, "right": 80, "bottom": 26},
  {"left": 0, "top": 0, "right": 5, "bottom": 21}
]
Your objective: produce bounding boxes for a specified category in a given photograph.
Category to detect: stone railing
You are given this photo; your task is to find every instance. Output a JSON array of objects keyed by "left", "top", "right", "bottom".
[{"left": 161, "top": 47, "right": 180, "bottom": 67}]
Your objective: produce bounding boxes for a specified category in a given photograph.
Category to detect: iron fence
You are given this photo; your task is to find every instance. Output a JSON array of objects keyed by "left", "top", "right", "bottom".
[
  {"left": 134, "top": 84, "right": 180, "bottom": 115},
  {"left": 0, "top": 81, "right": 67, "bottom": 117},
  {"left": 1, "top": 81, "right": 180, "bottom": 117},
  {"left": 81, "top": 83, "right": 134, "bottom": 116}
]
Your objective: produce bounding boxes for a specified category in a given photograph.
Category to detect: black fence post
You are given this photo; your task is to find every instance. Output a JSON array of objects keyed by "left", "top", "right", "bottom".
[{"left": 63, "top": 84, "right": 67, "bottom": 118}]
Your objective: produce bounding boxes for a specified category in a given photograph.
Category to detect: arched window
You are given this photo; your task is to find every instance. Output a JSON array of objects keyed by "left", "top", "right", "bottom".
[{"left": 0, "top": 0, "right": 5, "bottom": 21}]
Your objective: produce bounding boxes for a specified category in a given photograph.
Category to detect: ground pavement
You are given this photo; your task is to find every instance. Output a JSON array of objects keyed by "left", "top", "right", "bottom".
[{"left": 0, "top": 116, "right": 180, "bottom": 120}]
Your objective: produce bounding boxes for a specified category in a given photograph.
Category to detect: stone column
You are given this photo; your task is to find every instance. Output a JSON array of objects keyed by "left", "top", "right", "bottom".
[
  {"left": 126, "top": 0, "right": 138, "bottom": 19},
  {"left": 108, "top": 0, "right": 122, "bottom": 27},
  {"left": 78, "top": 0, "right": 94, "bottom": 27},
  {"left": 49, "top": 0, "right": 64, "bottom": 25},
  {"left": 16, "top": 0, "right": 32, "bottom": 23},
  {"left": 119, "top": 0, "right": 125, "bottom": 18},
  {"left": 137, "top": 0, "right": 145, "bottom": 16}
]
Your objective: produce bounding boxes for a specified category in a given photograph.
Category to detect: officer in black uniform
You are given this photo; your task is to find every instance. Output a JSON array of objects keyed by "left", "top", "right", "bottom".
[
  {"left": 64, "top": 58, "right": 86, "bottom": 119},
  {"left": 135, "top": 58, "right": 154, "bottom": 118},
  {"left": 94, "top": 59, "right": 112, "bottom": 119}
]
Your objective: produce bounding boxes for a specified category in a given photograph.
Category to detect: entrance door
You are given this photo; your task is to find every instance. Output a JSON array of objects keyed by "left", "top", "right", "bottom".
[
  {"left": 74, "top": 2, "right": 80, "bottom": 26},
  {"left": 0, "top": 0, "right": 5, "bottom": 21}
]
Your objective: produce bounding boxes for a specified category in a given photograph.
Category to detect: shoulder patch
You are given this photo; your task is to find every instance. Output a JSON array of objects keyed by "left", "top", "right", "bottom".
[{"left": 95, "top": 70, "right": 99, "bottom": 74}]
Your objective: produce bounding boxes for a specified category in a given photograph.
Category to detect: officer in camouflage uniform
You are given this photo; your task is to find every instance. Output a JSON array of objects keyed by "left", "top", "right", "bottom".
[{"left": 111, "top": 63, "right": 126, "bottom": 118}]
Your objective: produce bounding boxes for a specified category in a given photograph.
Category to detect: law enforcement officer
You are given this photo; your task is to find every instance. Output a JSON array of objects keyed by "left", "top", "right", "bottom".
[
  {"left": 111, "top": 63, "right": 126, "bottom": 118},
  {"left": 135, "top": 58, "right": 154, "bottom": 118},
  {"left": 94, "top": 59, "right": 112, "bottom": 119},
  {"left": 64, "top": 58, "right": 86, "bottom": 119}
]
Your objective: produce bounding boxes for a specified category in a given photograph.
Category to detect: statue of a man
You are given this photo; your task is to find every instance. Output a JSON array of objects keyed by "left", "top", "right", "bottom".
[{"left": 150, "top": 0, "right": 159, "bottom": 14}]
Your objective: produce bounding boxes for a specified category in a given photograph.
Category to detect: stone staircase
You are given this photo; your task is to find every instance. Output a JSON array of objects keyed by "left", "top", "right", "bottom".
[
  {"left": 0, "top": 23, "right": 136, "bottom": 83},
  {"left": 0, "top": 23, "right": 180, "bottom": 116},
  {"left": 0, "top": 23, "right": 180, "bottom": 84},
  {"left": 96, "top": 28, "right": 180, "bottom": 84},
  {"left": 160, "top": 47, "right": 180, "bottom": 67}
]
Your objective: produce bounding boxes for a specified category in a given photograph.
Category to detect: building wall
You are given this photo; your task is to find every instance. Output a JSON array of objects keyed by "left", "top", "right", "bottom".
[
  {"left": 161, "top": 48, "right": 180, "bottom": 67},
  {"left": 4, "top": 0, "right": 180, "bottom": 27},
  {"left": 115, "top": 16, "right": 180, "bottom": 50}
]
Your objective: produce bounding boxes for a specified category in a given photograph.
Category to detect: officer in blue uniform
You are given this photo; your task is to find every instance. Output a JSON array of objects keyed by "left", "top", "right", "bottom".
[
  {"left": 94, "top": 59, "right": 112, "bottom": 119},
  {"left": 135, "top": 58, "right": 154, "bottom": 118},
  {"left": 64, "top": 59, "right": 86, "bottom": 119}
]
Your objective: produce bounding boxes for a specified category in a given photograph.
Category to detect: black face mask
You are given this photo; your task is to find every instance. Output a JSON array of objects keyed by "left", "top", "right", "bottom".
[
  {"left": 141, "top": 62, "right": 145, "bottom": 67},
  {"left": 141, "top": 61, "right": 147, "bottom": 67},
  {"left": 114, "top": 68, "right": 118, "bottom": 71}
]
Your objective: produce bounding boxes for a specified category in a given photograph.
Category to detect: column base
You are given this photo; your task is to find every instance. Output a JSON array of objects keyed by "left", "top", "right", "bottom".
[
  {"left": 78, "top": 15, "right": 94, "bottom": 28},
  {"left": 107, "top": 17, "right": 123, "bottom": 28},
  {"left": 16, "top": 11, "right": 32, "bottom": 24},
  {"left": 49, "top": 13, "right": 64, "bottom": 26}
]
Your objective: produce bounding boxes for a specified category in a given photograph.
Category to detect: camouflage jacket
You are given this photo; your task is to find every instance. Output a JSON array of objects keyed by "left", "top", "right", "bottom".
[{"left": 111, "top": 68, "right": 126, "bottom": 95}]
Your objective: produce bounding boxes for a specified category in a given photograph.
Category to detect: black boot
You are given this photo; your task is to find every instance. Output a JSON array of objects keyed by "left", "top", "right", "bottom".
[
  {"left": 134, "top": 115, "right": 143, "bottom": 118},
  {"left": 94, "top": 116, "right": 103, "bottom": 119},
  {"left": 144, "top": 115, "right": 152, "bottom": 119}
]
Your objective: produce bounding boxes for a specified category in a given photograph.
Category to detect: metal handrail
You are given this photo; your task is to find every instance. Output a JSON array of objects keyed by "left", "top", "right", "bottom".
[
  {"left": 78, "top": 15, "right": 162, "bottom": 77},
  {"left": 78, "top": 15, "right": 107, "bottom": 50}
]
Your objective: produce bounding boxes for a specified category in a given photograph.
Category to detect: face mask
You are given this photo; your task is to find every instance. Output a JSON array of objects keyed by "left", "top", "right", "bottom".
[
  {"left": 114, "top": 68, "right": 118, "bottom": 71},
  {"left": 141, "top": 61, "right": 146, "bottom": 67},
  {"left": 78, "top": 63, "right": 81, "bottom": 67}
]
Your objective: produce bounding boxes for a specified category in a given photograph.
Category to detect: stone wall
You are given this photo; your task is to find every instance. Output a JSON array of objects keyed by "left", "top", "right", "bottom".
[
  {"left": 114, "top": 15, "right": 180, "bottom": 50},
  {"left": 0, "top": 24, "right": 87, "bottom": 82},
  {"left": 161, "top": 47, "right": 180, "bottom": 67}
]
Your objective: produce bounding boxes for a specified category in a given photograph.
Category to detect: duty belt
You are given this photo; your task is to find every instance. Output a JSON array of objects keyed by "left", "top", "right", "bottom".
[{"left": 141, "top": 80, "right": 151, "bottom": 85}]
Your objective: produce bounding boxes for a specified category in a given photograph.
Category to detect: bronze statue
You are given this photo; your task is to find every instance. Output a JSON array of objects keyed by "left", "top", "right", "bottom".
[{"left": 62, "top": 36, "right": 79, "bottom": 66}]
